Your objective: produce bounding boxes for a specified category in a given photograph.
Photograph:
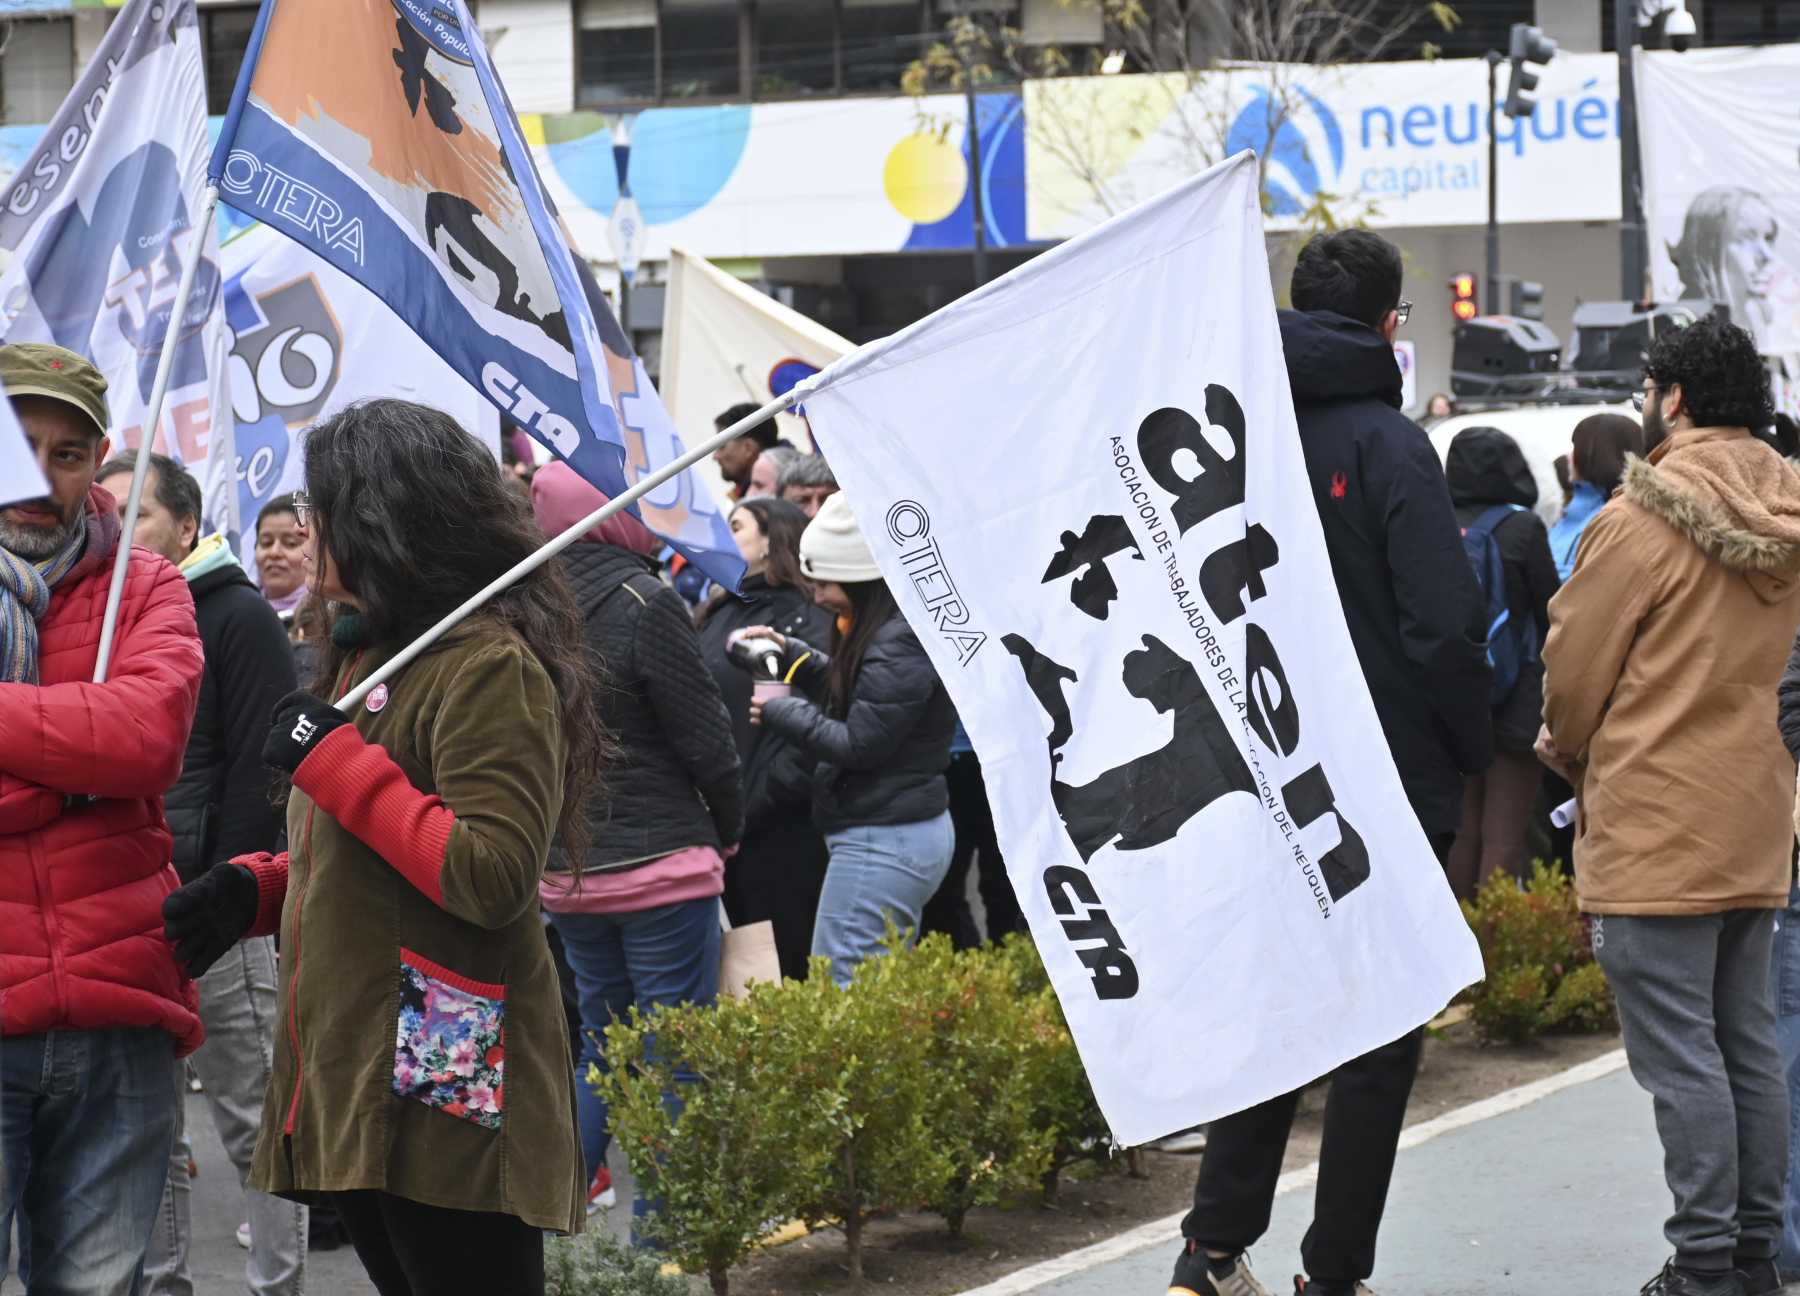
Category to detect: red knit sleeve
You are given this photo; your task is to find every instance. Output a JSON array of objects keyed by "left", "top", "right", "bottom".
[
  {"left": 290, "top": 724, "right": 457, "bottom": 908},
  {"left": 233, "top": 852, "right": 290, "bottom": 938}
]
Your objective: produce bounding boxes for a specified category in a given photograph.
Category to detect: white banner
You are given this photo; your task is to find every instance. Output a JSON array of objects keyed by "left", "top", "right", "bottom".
[
  {"left": 0, "top": 395, "right": 46, "bottom": 509},
  {"left": 0, "top": 0, "right": 233, "bottom": 539},
  {"left": 662, "top": 246, "right": 852, "bottom": 455},
  {"left": 802, "top": 152, "right": 1482, "bottom": 1144},
  {"left": 221, "top": 224, "right": 498, "bottom": 571},
  {"left": 1637, "top": 45, "right": 1800, "bottom": 361}
]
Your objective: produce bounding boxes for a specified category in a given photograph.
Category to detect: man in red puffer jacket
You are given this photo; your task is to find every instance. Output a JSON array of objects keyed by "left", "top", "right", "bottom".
[{"left": 0, "top": 343, "right": 204, "bottom": 1295}]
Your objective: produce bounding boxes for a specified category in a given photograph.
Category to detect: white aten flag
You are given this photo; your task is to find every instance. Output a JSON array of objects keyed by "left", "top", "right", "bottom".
[
  {"left": 0, "top": 0, "right": 233, "bottom": 538},
  {"left": 662, "top": 246, "right": 852, "bottom": 457},
  {"left": 0, "top": 395, "right": 47, "bottom": 509},
  {"left": 801, "top": 152, "right": 1483, "bottom": 1144},
  {"left": 1637, "top": 45, "right": 1800, "bottom": 374},
  {"left": 221, "top": 224, "right": 498, "bottom": 573}
]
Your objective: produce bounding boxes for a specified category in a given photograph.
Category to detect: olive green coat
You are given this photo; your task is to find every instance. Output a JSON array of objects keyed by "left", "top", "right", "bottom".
[{"left": 248, "top": 619, "right": 584, "bottom": 1232}]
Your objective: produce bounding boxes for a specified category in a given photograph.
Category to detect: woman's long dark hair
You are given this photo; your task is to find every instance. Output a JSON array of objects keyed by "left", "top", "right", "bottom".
[
  {"left": 825, "top": 578, "right": 899, "bottom": 718},
  {"left": 694, "top": 496, "right": 813, "bottom": 630},
  {"left": 1570, "top": 412, "right": 1645, "bottom": 499},
  {"left": 303, "top": 400, "right": 603, "bottom": 861}
]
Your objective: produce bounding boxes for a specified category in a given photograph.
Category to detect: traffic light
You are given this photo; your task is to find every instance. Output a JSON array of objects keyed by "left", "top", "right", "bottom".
[
  {"left": 1509, "top": 279, "right": 1545, "bottom": 321},
  {"left": 1450, "top": 272, "right": 1478, "bottom": 322},
  {"left": 1504, "top": 23, "right": 1557, "bottom": 119}
]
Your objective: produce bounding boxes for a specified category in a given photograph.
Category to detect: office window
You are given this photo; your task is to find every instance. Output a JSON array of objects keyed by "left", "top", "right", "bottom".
[
  {"left": 579, "top": 0, "right": 660, "bottom": 103},
  {"left": 755, "top": 0, "right": 838, "bottom": 95},
  {"left": 839, "top": 0, "right": 921, "bottom": 92},
  {"left": 1, "top": 18, "right": 73, "bottom": 125},
  {"left": 661, "top": 0, "right": 742, "bottom": 97},
  {"left": 202, "top": 6, "right": 259, "bottom": 115}
]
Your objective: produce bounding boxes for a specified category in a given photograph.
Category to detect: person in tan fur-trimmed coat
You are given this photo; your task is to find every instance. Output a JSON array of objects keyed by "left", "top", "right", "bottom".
[{"left": 1541, "top": 317, "right": 1800, "bottom": 1296}]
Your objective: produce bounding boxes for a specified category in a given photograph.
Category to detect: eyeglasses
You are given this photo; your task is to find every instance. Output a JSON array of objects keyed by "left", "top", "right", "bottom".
[
  {"left": 291, "top": 491, "right": 314, "bottom": 528},
  {"left": 1395, "top": 300, "right": 1413, "bottom": 326},
  {"left": 1631, "top": 384, "right": 1657, "bottom": 413}
]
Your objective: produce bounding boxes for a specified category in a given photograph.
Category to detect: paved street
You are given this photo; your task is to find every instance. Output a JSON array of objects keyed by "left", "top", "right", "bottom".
[{"left": 1016, "top": 1057, "right": 1668, "bottom": 1296}]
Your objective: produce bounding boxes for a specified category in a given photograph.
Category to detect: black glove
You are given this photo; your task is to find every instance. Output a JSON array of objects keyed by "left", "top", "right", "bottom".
[
  {"left": 263, "top": 690, "right": 351, "bottom": 775},
  {"left": 163, "top": 863, "right": 259, "bottom": 978}
]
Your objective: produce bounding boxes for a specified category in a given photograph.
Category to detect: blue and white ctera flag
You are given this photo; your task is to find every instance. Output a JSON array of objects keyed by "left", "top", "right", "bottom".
[
  {"left": 209, "top": 0, "right": 742, "bottom": 585},
  {"left": 0, "top": 0, "right": 234, "bottom": 540}
]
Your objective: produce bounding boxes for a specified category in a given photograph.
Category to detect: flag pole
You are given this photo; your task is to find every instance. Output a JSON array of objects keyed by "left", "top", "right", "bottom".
[
  {"left": 92, "top": 182, "right": 221, "bottom": 684},
  {"left": 333, "top": 386, "right": 803, "bottom": 713}
]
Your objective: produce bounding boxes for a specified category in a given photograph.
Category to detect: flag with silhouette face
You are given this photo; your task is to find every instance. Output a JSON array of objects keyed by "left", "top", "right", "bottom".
[
  {"left": 208, "top": 0, "right": 741, "bottom": 584},
  {"left": 797, "top": 152, "right": 1484, "bottom": 1145}
]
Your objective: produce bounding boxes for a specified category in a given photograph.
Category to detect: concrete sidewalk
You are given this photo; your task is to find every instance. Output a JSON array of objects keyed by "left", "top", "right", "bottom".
[{"left": 977, "top": 1053, "right": 1672, "bottom": 1295}]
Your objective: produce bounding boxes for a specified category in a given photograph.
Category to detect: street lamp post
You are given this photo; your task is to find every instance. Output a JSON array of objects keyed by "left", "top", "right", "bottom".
[
  {"left": 965, "top": 80, "right": 989, "bottom": 290},
  {"left": 1485, "top": 52, "right": 1500, "bottom": 309}
]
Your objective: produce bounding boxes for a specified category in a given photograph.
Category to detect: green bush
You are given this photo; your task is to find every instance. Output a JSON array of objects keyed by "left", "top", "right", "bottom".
[
  {"left": 545, "top": 1227, "right": 690, "bottom": 1296},
  {"left": 601, "top": 929, "right": 1115, "bottom": 1291},
  {"left": 597, "top": 977, "right": 838, "bottom": 1295},
  {"left": 1460, "top": 863, "right": 1613, "bottom": 1043},
  {"left": 992, "top": 933, "right": 1112, "bottom": 1198},
  {"left": 912, "top": 937, "right": 1055, "bottom": 1236}
]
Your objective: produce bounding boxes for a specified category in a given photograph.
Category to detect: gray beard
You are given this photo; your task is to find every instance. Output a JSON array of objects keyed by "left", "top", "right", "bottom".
[{"left": 0, "top": 515, "right": 76, "bottom": 561}]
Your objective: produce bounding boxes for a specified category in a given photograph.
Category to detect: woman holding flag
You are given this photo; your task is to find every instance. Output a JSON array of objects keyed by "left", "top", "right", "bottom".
[{"left": 161, "top": 400, "right": 602, "bottom": 1294}]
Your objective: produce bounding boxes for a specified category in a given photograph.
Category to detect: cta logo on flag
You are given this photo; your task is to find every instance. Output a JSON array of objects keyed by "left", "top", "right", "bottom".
[
  {"left": 210, "top": 0, "right": 741, "bottom": 585},
  {"left": 800, "top": 153, "right": 1483, "bottom": 1145}
]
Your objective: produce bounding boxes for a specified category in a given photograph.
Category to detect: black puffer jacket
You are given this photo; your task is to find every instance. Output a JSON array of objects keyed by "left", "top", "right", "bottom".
[
  {"left": 1778, "top": 629, "right": 1800, "bottom": 763},
  {"left": 695, "top": 574, "right": 834, "bottom": 827},
  {"left": 759, "top": 609, "right": 953, "bottom": 836},
  {"left": 556, "top": 542, "right": 743, "bottom": 870},
  {"left": 1279, "top": 309, "right": 1493, "bottom": 836},
  {"left": 164, "top": 557, "right": 298, "bottom": 884},
  {"left": 1446, "top": 426, "right": 1561, "bottom": 752}
]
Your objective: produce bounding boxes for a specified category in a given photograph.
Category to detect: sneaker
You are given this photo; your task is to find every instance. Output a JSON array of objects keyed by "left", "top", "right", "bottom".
[
  {"left": 1169, "top": 1241, "right": 1273, "bottom": 1296},
  {"left": 586, "top": 1165, "right": 617, "bottom": 1215},
  {"left": 235, "top": 1222, "right": 252, "bottom": 1250},
  {"left": 1150, "top": 1127, "right": 1210, "bottom": 1154},
  {"left": 1735, "top": 1259, "right": 1800, "bottom": 1295},
  {"left": 1294, "top": 1279, "right": 1376, "bottom": 1296},
  {"left": 1641, "top": 1260, "right": 1747, "bottom": 1296}
]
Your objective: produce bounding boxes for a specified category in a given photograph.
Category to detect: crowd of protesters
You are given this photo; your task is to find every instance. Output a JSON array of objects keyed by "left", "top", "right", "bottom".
[{"left": 5, "top": 223, "right": 1800, "bottom": 1296}]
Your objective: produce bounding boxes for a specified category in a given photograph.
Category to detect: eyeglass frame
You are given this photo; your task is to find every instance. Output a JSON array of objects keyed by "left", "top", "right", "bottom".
[
  {"left": 291, "top": 491, "right": 315, "bottom": 528},
  {"left": 1631, "top": 382, "right": 1658, "bottom": 413},
  {"left": 1394, "top": 300, "right": 1413, "bottom": 326}
]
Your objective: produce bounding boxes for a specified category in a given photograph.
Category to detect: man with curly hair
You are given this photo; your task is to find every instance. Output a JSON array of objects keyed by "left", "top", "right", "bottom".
[{"left": 1541, "top": 317, "right": 1800, "bottom": 1296}]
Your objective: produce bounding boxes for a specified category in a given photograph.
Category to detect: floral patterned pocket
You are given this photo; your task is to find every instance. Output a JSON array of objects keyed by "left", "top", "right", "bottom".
[{"left": 393, "top": 948, "right": 505, "bottom": 1131}]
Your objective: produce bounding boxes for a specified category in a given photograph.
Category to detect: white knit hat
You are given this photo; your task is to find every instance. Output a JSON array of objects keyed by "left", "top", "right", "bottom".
[{"left": 799, "top": 492, "right": 883, "bottom": 584}]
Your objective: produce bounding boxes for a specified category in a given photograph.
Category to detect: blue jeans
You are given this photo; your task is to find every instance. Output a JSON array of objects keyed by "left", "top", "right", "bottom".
[
  {"left": 1774, "top": 883, "right": 1800, "bottom": 1279},
  {"left": 0, "top": 1028, "right": 179, "bottom": 1295},
  {"left": 815, "top": 812, "right": 955, "bottom": 986},
  {"left": 550, "top": 897, "right": 721, "bottom": 1205}
]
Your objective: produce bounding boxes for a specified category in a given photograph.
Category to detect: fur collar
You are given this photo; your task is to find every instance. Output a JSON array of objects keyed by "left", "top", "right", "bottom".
[{"left": 1623, "top": 453, "right": 1800, "bottom": 574}]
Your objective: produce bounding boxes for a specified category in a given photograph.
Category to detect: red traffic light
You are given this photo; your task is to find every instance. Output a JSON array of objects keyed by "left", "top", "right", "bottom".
[
  {"left": 1453, "top": 298, "right": 1479, "bottom": 322},
  {"left": 1450, "top": 273, "right": 1476, "bottom": 299}
]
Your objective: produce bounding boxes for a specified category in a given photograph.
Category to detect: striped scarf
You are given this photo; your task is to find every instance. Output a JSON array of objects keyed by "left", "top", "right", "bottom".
[{"left": 0, "top": 520, "right": 90, "bottom": 684}]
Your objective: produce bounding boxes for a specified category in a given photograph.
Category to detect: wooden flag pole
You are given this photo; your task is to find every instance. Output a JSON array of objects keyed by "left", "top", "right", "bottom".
[
  {"left": 92, "top": 182, "right": 222, "bottom": 684},
  {"left": 333, "top": 387, "right": 804, "bottom": 713}
]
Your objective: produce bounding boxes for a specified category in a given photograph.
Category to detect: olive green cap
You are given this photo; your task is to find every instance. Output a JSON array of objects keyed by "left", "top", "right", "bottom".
[{"left": 0, "top": 343, "right": 109, "bottom": 439}]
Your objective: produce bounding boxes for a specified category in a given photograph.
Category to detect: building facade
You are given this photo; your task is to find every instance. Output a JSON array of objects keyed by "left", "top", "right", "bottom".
[{"left": 0, "top": 0, "right": 1795, "bottom": 403}]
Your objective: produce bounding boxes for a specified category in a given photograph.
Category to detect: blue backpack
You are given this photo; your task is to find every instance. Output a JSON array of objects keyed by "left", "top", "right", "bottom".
[{"left": 1462, "top": 504, "right": 1536, "bottom": 703}]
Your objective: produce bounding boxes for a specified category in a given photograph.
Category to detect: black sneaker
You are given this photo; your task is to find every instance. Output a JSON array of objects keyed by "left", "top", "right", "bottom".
[
  {"left": 1640, "top": 1260, "right": 1747, "bottom": 1296},
  {"left": 1168, "top": 1241, "right": 1274, "bottom": 1296},
  {"left": 1735, "top": 1259, "right": 1800, "bottom": 1296},
  {"left": 1294, "top": 1278, "right": 1375, "bottom": 1296}
]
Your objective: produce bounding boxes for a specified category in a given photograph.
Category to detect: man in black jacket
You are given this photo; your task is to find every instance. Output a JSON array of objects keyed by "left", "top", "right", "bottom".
[
  {"left": 1170, "top": 231, "right": 1491, "bottom": 1296},
  {"left": 96, "top": 453, "right": 304, "bottom": 1296}
]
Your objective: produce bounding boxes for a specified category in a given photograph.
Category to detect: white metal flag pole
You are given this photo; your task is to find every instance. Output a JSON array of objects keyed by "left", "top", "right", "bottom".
[
  {"left": 92, "top": 182, "right": 221, "bottom": 684},
  {"left": 333, "top": 386, "right": 804, "bottom": 713}
]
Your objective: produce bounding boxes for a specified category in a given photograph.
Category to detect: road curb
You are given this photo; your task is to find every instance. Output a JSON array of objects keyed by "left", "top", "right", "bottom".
[{"left": 949, "top": 1047, "right": 1628, "bottom": 1296}]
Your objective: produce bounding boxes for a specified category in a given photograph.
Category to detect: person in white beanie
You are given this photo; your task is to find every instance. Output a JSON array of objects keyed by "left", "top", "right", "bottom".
[{"left": 737, "top": 492, "right": 955, "bottom": 984}]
